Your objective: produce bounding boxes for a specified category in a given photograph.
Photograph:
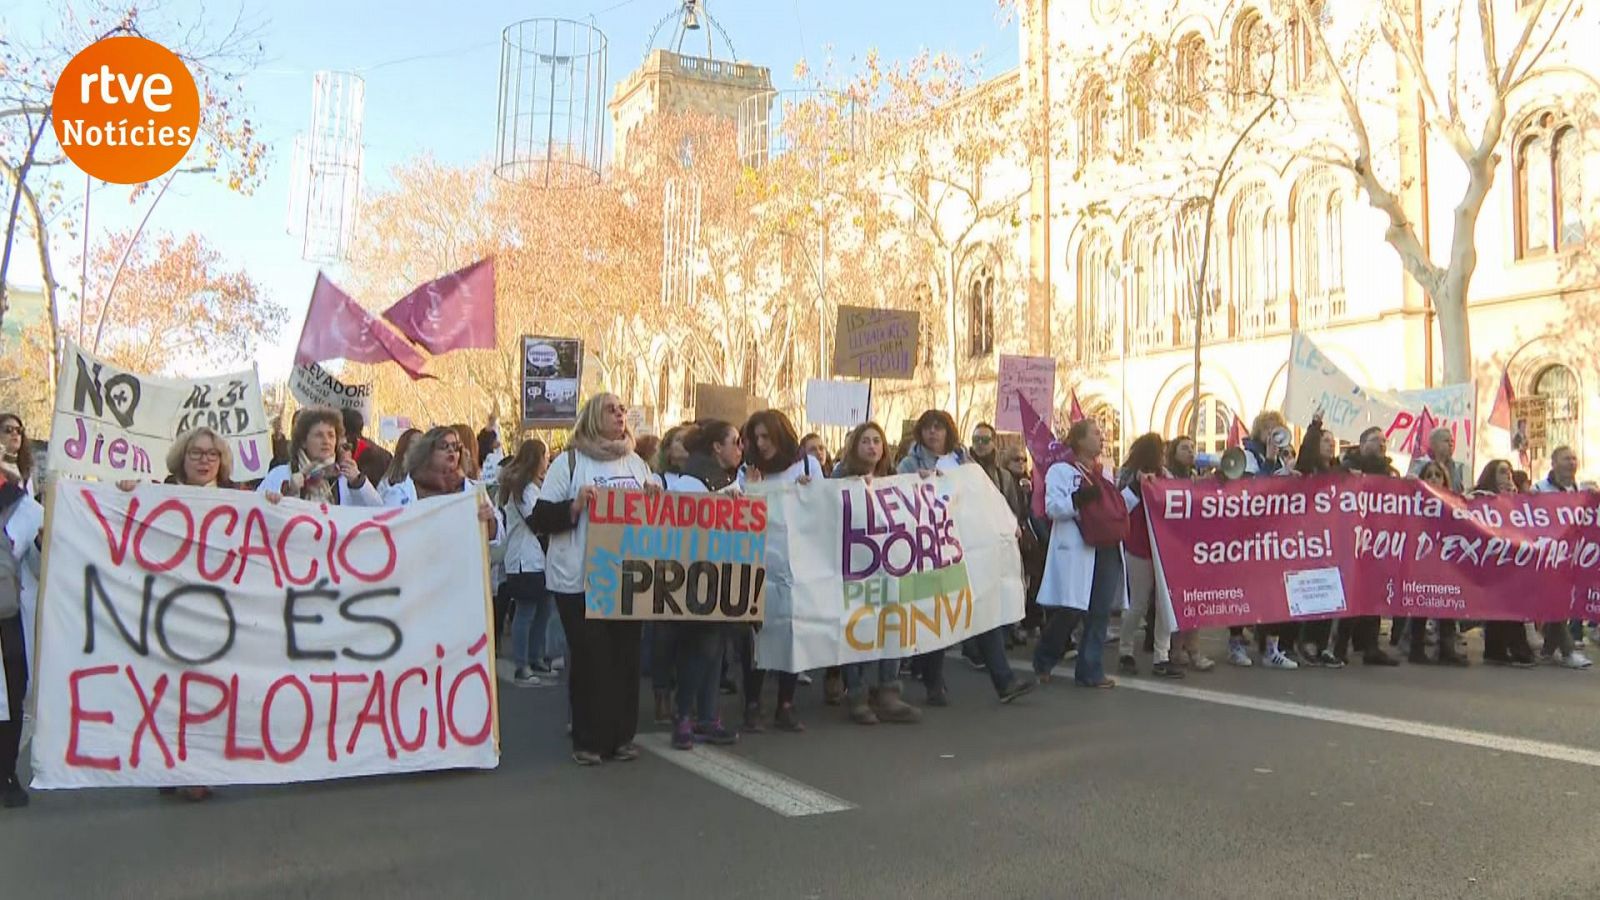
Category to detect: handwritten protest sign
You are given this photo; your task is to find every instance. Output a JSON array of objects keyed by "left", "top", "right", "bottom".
[
  {"left": 288, "top": 362, "right": 374, "bottom": 422},
  {"left": 1144, "top": 473, "right": 1600, "bottom": 631},
  {"left": 1284, "top": 332, "right": 1476, "bottom": 468},
  {"left": 751, "top": 467, "right": 1025, "bottom": 671},
  {"left": 804, "top": 378, "right": 872, "bottom": 428},
  {"left": 582, "top": 488, "right": 766, "bottom": 621},
  {"left": 694, "top": 384, "right": 766, "bottom": 426},
  {"left": 51, "top": 340, "right": 271, "bottom": 483},
  {"left": 996, "top": 355, "right": 1056, "bottom": 433},
  {"left": 832, "top": 306, "right": 919, "bottom": 380},
  {"left": 30, "top": 484, "right": 498, "bottom": 788}
]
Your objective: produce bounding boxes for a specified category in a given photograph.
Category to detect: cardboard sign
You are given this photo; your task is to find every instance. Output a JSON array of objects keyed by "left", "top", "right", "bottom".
[
  {"left": 751, "top": 467, "right": 1026, "bottom": 671},
  {"left": 625, "top": 406, "right": 656, "bottom": 437},
  {"left": 694, "top": 384, "right": 765, "bottom": 426},
  {"left": 804, "top": 379, "right": 872, "bottom": 428},
  {"left": 995, "top": 355, "right": 1056, "bottom": 432},
  {"left": 521, "top": 335, "right": 583, "bottom": 428},
  {"left": 51, "top": 339, "right": 271, "bottom": 483},
  {"left": 288, "top": 362, "right": 374, "bottom": 422},
  {"left": 377, "top": 416, "right": 414, "bottom": 444},
  {"left": 582, "top": 488, "right": 767, "bottom": 622},
  {"left": 30, "top": 484, "right": 498, "bottom": 788},
  {"left": 833, "top": 306, "right": 919, "bottom": 380}
]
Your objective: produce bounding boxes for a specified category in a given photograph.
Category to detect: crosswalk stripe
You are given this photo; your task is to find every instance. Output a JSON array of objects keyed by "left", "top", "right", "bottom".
[{"left": 639, "top": 733, "right": 856, "bottom": 817}]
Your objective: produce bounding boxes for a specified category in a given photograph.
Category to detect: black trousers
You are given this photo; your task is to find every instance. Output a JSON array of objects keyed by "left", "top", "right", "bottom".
[
  {"left": 1484, "top": 620, "right": 1533, "bottom": 661},
  {"left": 1332, "top": 616, "right": 1382, "bottom": 657},
  {"left": 554, "top": 592, "right": 642, "bottom": 756},
  {"left": 1, "top": 615, "right": 26, "bottom": 784},
  {"left": 738, "top": 626, "right": 796, "bottom": 708}
]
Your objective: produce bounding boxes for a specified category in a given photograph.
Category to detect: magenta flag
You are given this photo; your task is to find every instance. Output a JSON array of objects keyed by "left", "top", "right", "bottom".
[
  {"left": 1144, "top": 472, "right": 1599, "bottom": 631},
  {"left": 1019, "top": 394, "right": 1075, "bottom": 519},
  {"left": 296, "top": 274, "right": 432, "bottom": 380},
  {"left": 382, "top": 257, "right": 497, "bottom": 355}
]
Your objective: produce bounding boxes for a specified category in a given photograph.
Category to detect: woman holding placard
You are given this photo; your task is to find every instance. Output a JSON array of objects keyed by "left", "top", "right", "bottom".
[
  {"left": 1472, "top": 460, "right": 1539, "bottom": 668},
  {"left": 831, "top": 422, "right": 922, "bottom": 726},
  {"left": 532, "top": 394, "right": 657, "bottom": 766}
]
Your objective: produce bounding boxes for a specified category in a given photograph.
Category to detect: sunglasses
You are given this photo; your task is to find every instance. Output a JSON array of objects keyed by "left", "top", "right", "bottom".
[
  {"left": 439, "top": 442, "right": 464, "bottom": 453},
  {"left": 0, "top": 425, "right": 21, "bottom": 436}
]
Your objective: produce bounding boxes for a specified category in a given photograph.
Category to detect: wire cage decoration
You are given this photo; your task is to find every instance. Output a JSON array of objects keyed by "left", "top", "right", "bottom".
[
  {"left": 495, "top": 18, "right": 608, "bottom": 187},
  {"left": 286, "top": 70, "right": 365, "bottom": 263}
]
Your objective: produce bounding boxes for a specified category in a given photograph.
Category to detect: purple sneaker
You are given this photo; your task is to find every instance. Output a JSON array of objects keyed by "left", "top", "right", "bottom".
[
  {"left": 697, "top": 719, "right": 738, "bottom": 746},
  {"left": 671, "top": 717, "right": 695, "bottom": 751}
]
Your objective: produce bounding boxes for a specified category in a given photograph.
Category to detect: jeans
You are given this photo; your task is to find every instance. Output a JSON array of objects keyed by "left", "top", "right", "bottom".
[
  {"left": 1035, "top": 546, "right": 1123, "bottom": 683},
  {"left": 843, "top": 659, "right": 901, "bottom": 697},
  {"left": 673, "top": 624, "right": 725, "bottom": 723},
  {"left": 507, "top": 571, "right": 551, "bottom": 668},
  {"left": 1122, "top": 555, "right": 1170, "bottom": 663}
]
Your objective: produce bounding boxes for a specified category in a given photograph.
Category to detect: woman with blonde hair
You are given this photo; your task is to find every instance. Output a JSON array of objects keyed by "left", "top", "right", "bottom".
[
  {"left": 532, "top": 393, "right": 658, "bottom": 766},
  {"left": 258, "top": 408, "right": 380, "bottom": 506}
]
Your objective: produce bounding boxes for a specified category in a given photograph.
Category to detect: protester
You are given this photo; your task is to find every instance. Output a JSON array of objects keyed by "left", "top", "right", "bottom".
[
  {"left": 1416, "top": 461, "right": 1451, "bottom": 489},
  {"left": 342, "top": 410, "right": 393, "bottom": 490},
  {"left": 1165, "top": 435, "right": 1197, "bottom": 480},
  {"left": 1330, "top": 427, "right": 1401, "bottom": 666},
  {"left": 477, "top": 426, "right": 504, "bottom": 489},
  {"left": 532, "top": 393, "right": 657, "bottom": 765},
  {"left": 380, "top": 427, "right": 422, "bottom": 492},
  {"left": 0, "top": 414, "right": 34, "bottom": 498},
  {"left": 259, "top": 408, "right": 382, "bottom": 506},
  {"left": 1471, "top": 459, "right": 1538, "bottom": 667},
  {"left": 452, "top": 424, "right": 481, "bottom": 480},
  {"left": 0, "top": 464, "right": 42, "bottom": 809},
  {"left": 897, "top": 409, "right": 1036, "bottom": 705},
  {"left": 801, "top": 432, "right": 829, "bottom": 472},
  {"left": 1034, "top": 417, "right": 1122, "bottom": 688},
  {"left": 1242, "top": 411, "right": 1291, "bottom": 476},
  {"left": 971, "top": 423, "right": 1032, "bottom": 647},
  {"left": 499, "top": 439, "right": 555, "bottom": 686},
  {"left": 634, "top": 435, "right": 661, "bottom": 472},
  {"left": 1116, "top": 433, "right": 1183, "bottom": 678},
  {"left": 269, "top": 415, "right": 291, "bottom": 470},
  {"left": 1533, "top": 447, "right": 1590, "bottom": 668},
  {"left": 1406, "top": 426, "right": 1466, "bottom": 492},
  {"left": 655, "top": 424, "right": 692, "bottom": 476},
  {"left": 738, "top": 409, "right": 819, "bottom": 731},
  {"left": 1227, "top": 412, "right": 1301, "bottom": 669},
  {"left": 1159, "top": 434, "right": 1215, "bottom": 669},
  {"left": 1002, "top": 443, "right": 1045, "bottom": 637},
  {"left": 661, "top": 420, "right": 743, "bottom": 748},
  {"left": 830, "top": 422, "right": 922, "bottom": 725}
]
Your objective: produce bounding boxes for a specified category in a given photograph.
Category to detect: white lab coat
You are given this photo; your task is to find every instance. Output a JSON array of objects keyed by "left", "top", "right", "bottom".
[
  {"left": 1038, "top": 462, "right": 1095, "bottom": 610},
  {"left": 257, "top": 464, "right": 382, "bottom": 507}
]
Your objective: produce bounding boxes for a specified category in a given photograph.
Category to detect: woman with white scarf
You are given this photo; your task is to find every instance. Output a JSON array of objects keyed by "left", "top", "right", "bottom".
[
  {"left": 531, "top": 394, "right": 658, "bottom": 766},
  {"left": 258, "top": 408, "right": 380, "bottom": 507}
]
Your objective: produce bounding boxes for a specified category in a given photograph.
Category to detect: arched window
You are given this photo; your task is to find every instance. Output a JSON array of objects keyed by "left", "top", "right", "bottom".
[
  {"left": 1229, "top": 9, "right": 1272, "bottom": 104},
  {"left": 914, "top": 281, "right": 937, "bottom": 367},
  {"left": 1129, "top": 224, "right": 1169, "bottom": 350},
  {"left": 1179, "top": 395, "right": 1236, "bottom": 455},
  {"left": 1090, "top": 404, "right": 1122, "bottom": 468},
  {"left": 1174, "top": 33, "right": 1208, "bottom": 135},
  {"left": 1294, "top": 171, "right": 1347, "bottom": 325},
  {"left": 1125, "top": 57, "right": 1155, "bottom": 148},
  {"left": 1078, "top": 233, "right": 1119, "bottom": 362},
  {"left": 1231, "top": 184, "right": 1279, "bottom": 336},
  {"left": 657, "top": 364, "right": 671, "bottom": 413},
  {"left": 1079, "top": 76, "right": 1110, "bottom": 166},
  {"left": 1286, "top": 1, "right": 1322, "bottom": 90},
  {"left": 1515, "top": 112, "right": 1587, "bottom": 258},
  {"left": 1533, "top": 364, "right": 1580, "bottom": 459},
  {"left": 1177, "top": 200, "right": 1223, "bottom": 341},
  {"left": 966, "top": 262, "right": 996, "bottom": 358}
]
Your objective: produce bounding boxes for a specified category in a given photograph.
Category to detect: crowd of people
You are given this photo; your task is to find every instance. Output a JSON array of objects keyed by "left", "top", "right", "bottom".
[{"left": 0, "top": 392, "right": 1592, "bottom": 796}]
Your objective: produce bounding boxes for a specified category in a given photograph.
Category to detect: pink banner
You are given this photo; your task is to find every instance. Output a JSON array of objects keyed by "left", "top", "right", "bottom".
[{"left": 1145, "top": 474, "right": 1600, "bottom": 630}]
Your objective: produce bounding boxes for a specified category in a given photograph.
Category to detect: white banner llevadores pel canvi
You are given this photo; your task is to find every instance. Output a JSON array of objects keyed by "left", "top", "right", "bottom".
[
  {"left": 752, "top": 467, "right": 1025, "bottom": 672},
  {"left": 31, "top": 483, "right": 499, "bottom": 788},
  {"left": 50, "top": 339, "right": 273, "bottom": 483}
]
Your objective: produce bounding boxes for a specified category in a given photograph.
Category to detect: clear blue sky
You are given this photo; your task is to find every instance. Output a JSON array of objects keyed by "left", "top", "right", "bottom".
[{"left": 8, "top": 0, "right": 1017, "bottom": 378}]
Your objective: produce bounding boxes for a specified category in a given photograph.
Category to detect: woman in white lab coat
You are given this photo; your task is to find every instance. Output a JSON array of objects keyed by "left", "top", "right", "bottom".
[{"left": 1033, "top": 418, "right": 1122, "bottom": 688}]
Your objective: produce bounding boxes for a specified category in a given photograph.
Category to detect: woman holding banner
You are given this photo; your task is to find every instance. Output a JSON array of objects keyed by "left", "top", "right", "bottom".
[
  {"left": 831, "top": 422, "right": 923, "bottom": 725},
  {"left": 1034, "top": 418, "right": 1122, "bottom": 688},
  {"left": 661, "top": 420, "right": 743, "bottom": 749},
  {"left": 533, "top": 394, "right": 657, "bottom": 766},
  {"left": 738, "top": 410, "right": 817, "bottom": 732},
  {"left": 898, "top": 410, "right": 1036, "bottom": 706},
  {"left": 1473, "top": 460, "right": 1540, "bottom": 668},
  {"left": 259, "top": 408, "right": 381, "bottom": 507},
  {"left": 1116, "top": 433, "right": 1184, "bottom": 679},
  {"left": 0, "top": 460, "right": 42, "bottom": 808}
]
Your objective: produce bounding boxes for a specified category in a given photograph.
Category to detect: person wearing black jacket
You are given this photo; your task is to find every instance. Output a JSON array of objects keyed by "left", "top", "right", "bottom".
[
  {"left": 1333, "top": 427, "right": 1401, "bottom": 666},
  {"left": 0, "top": 473, "right": 42, "bottom": 808}
]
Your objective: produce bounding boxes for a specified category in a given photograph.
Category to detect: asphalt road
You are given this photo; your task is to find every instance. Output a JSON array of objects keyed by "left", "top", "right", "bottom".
[{"left": 4, "top": 629, "right": 1599, "bottom": 900}]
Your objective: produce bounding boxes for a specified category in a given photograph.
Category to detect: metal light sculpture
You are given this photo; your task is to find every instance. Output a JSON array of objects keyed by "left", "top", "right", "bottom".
[
  {"left": 495, "top": 18, "right": 608, "bottom": 187},
  {"left": 286, "top": 70, "right": 364, "bottom": 263}
]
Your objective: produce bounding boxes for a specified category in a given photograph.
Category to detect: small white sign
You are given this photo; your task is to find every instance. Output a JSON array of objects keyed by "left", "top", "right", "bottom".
[
  {"left": 805, "top": 379, "right": 871, "bottom": 428},
  {"left": 1284, "top": 567, "right": 1347, "bottom": 618}
]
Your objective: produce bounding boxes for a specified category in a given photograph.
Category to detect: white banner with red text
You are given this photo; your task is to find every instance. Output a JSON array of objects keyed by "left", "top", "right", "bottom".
[
  {"left": 31, "top": 483, "right": 498, "bottom": 788},
  {"left": 751, "top": 467, "right": 1025, "bottom": 672}
]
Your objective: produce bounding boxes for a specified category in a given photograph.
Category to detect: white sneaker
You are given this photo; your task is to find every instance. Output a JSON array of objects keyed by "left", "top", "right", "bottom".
[
  {"left": 1561, "top": 650, "right": 1593, "bottom": 669},
  {"left": 1264, "top": 650, "right": 1299, "bottom": 670},
  {"left": 797, "top": 672, "right": 814, "bottom": 686},
  {"left": 1227, "top": 643, "right": 1254, "bottom": 668},
  {"left": 1189, "top": 653, "right": 1217, "bottom": 672}
]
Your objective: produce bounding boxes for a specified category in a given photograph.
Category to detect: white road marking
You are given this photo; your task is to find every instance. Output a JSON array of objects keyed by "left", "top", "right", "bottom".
[
  {"left": 1115, "top": 677, "right": 1600, "bottom": 768},
  {"left": 639, "top": 733, "right": 856, "bottom": 817}
]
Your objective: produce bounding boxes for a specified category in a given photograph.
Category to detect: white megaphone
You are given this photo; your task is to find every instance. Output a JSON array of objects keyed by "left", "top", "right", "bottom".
[{"left": 1218, "top": 447, "right": 1249, "bottom": 481}]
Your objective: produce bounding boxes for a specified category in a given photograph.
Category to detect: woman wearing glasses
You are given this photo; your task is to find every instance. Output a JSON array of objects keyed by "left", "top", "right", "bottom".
[
  {"left": 258, "top": 407, "right": 380, "bottom": 507},
  {"left": 0, "top": 414, "right": 33, "bottom": 498}
]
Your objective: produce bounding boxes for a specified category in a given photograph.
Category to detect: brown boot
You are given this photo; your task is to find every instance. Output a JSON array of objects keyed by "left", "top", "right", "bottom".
[
  {"left": 848, "top": 689, "right": 879, "bottom": 725},
  {"left": 824, "top": 669, "right": 845, "bottom": 706},
  {"left": 871, "top": 684, "right": 923, "bottom": 724},
  {"left": 653, "top": 689, "right": 673, "bottom": 726}
]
